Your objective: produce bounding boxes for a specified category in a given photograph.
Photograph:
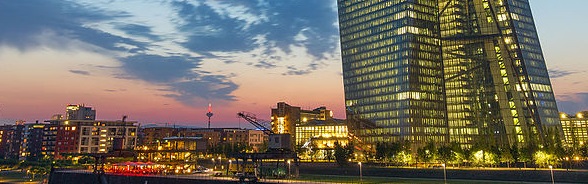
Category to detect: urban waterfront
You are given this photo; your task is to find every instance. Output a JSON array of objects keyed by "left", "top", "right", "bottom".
[{"left": 2, "top": 0, "right": 588, "bottom": 183}]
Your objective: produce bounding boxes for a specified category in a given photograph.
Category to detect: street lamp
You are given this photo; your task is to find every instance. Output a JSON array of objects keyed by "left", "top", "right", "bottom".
[
  {"left": 227, "top": 160, "right": 232, "bottom": 175},
  {"left": 549, "top": 165, "right": 554, "bottom": 184},
  {"left": 442, "top": 163, "right": 446, "bottom": 184},
  {"left": 358, "top": 162, "right": 362, "bottom": 183},
  {"left": 287, "top": 160, "right": 291, "bottom": 178}
]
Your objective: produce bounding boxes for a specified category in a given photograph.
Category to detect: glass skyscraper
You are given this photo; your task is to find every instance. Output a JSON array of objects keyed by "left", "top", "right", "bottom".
[
  {"left": 338, "top": 0, "right": 448, "bottom": 150},
  {"left": 337, "top": 0, "right": 560, "bottom": 150}
]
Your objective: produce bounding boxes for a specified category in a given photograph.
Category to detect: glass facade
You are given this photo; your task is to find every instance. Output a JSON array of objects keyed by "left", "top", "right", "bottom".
[
  {"left": 439, "top": 0, "right": 560, "bottom": 148},
  {"left": 338, "top": 0, "right": 560, "bottom": 150},
  {"left": 337, "top": 0, "right": 448, "bottom": 150}
]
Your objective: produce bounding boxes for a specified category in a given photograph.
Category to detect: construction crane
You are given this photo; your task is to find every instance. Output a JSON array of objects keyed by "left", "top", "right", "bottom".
[
  {"left": 237, "top": 112, "right": 273, "bottom": 135},
  {"left": 237, "top": 112, "right": 292, "bottom": 152}
]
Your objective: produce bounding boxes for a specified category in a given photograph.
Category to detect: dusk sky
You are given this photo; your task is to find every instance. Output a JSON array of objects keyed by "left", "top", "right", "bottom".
[{"left": 0, "top": 0, "right": 587, "bottom": 128}]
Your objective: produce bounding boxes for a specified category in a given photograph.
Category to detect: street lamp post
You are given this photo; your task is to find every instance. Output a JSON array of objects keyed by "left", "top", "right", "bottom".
[
  {"left": 442, "top": 163, "right": 447, "bottom": 184},
  {"left": 358, "top": 162, "right": 362, "bottom": 183},
  {"left": 549, "top": 165, "right": 554, "bottom": 184},
  {"left": 287, "top": 160, "right": 291, "bottom": 178},
  {"left": 218, "top": 156, "right": 222, "bottom": 169},
  {"left": 227, "top": 160, "right": 231, "bottom": 175}
]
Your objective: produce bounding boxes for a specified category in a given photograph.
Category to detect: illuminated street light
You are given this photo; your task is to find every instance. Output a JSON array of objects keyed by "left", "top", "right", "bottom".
[
  {"left": 549, "top": 165, "right": 554, "bottom": 184},
  {"left": 442, "top": 163, "right": 446, "bottom": 184},
  {"left": 358, "top": 162, "right": 362, "bottom": 183},
  {"left": 287, "top": 160, "right": 291, "bottom": 178}
]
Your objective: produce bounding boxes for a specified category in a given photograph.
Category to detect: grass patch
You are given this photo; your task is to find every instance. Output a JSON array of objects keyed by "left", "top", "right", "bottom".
[
  {"left": 294, "top": 174, "right": 526, "bottom": 184},
  {"left": 0, "top": 170, "right": 45, "bottom": 183}
]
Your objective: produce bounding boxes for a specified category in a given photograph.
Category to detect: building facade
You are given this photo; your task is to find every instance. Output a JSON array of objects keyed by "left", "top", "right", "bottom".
[
  {"left": 0, "top": 121, "right": 46, "bottom": 161},
  {"left": 271, "top": 102, "right": 348, "bottom": 152},
  {"left": 439, "top": 0, "right": 560, "bottom": 149},
  {"left": 140, "top": 127, "right": 266, "bottom": 152},
  {"left": 296, "top": 119, "right": 348, "bottom": 150},
  {"left": 44, "top": 119, "right": 138, "bottom": 158},
  {"left": 337, "top": 0, "right": 560, "bottom": 150},
  {"left": 337, "top": 0, "right": 447, "bottom": 150},
  {"left": 65, "top": 104, "right": 96, "bottom": 120},
  {"left": 560, "top": 112, "right": 588, "bottom": 148}
]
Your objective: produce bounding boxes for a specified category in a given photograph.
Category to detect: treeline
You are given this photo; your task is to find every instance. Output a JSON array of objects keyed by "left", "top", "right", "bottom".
[{"left": 369, "top": 141, "right": 588, "bottom": 168}]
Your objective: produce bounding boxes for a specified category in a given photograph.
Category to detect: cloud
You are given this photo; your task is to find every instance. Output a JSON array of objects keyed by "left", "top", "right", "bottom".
[
  {"left": 556, "top": 93, "right": 588, "bottom": 113},
  {"left": 171, "top": 0, "right": 339, "bottom": 65},
  {"left": 104, "top": 89, "right": 127, "bottom": 92},
  {"left": 0, "top": 0, "right": 339, "bottom": 106},
  {"left": 69, "top": 70, "right": 91, "bottom": 76},
  {"left": 120, "top": 54, "right": 239, "bottom": 104},
  {"left": 115, "top": 24, "right": 161, "bottom": 41},
  {"left": 549, "top": 69, "right": 578, "bottom": 79}
]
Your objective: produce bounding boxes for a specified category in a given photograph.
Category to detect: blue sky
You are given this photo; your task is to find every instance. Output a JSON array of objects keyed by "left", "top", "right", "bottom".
[{"left": 0, "top": 0, "right": 586, "bottom": 126}]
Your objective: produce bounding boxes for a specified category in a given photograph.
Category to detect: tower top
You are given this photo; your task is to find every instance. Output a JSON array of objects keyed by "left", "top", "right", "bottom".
[{"left": 206, "top": 103, "right": 213, "bottom": 118}]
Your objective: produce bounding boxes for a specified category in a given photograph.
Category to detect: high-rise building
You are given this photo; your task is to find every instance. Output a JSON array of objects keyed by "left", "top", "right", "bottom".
[
  {"left": 337, "top": 0, "right": 560, "bottom": 150},
  {"left": 440, "top": 0, "right": 560, "bottom": 149},
  {"left": 337, "top": 0, "right": 448, "bottom": 150},
  {"left": 65, "top": 104, "right": 96, "bottom": 120}
]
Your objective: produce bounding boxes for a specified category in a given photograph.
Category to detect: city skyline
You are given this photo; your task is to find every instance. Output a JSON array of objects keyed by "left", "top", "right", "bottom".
[{"left": 1, "top": 0, "right": 587, "bottom": 127}]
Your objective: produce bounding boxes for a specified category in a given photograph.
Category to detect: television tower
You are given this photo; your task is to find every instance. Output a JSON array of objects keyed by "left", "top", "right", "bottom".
[{"left": 206, "top": 103, "right": 213, "bottom": 129}]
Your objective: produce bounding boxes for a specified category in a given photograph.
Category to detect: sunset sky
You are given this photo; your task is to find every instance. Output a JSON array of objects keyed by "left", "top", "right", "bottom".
[{"left": 1, "top": 0, "right": 587, "bottom": 128}]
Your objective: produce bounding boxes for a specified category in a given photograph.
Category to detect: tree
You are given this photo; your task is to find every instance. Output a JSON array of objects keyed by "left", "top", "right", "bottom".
[
  {"left": 581, "top": 144, "right": 588, "bottom": 158},
  {"left": 500, "top": 147, "right": 514, "bottom": 168},
  {"left": 519, "top": 145, "right": 536, "bottom": 168},
  {"left": 471, "top": 149, "right": 498, "bottom": 167},
  {"left": 534, "top": 150, "right": 557, "bottom": 168},
  {"left": 437, "top": 145, "right": 454, "bottom": 164},
  {"left": 417, "top": 141, "right": 436, "bottom": 165},
  {"left": 375, "top": 142, "right": 386, "bottom": 161},
  {"left": 334, "top": 141, "right": 349, "bottom": 166},
  {"left": 510, "top": 145, "right": 520, "bottom": 164}
]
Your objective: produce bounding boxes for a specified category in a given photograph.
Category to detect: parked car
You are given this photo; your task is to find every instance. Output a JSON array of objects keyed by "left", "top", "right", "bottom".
[{"left": 192, "top": 166, "right": 212, "bottom": 173}]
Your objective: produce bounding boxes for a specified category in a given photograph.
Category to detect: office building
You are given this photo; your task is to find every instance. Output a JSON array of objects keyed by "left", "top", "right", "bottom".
[
  {"left": 271, "top": 102, "right": 348, "bottom": 153},
  {"left": 296, "top": 118, "right": 348, "bottom": 160},
  {"left": 560, "top": 112, "right": 588, "bottom": 148},
  {"left": 337, "top": 0, "right": 447, "bottom": 150},
  {"left": 337, "top": 0, "right": 560, "bottom": 150},
  {"left": 440, "top": 0, "right": 560, "bottom": 149}
]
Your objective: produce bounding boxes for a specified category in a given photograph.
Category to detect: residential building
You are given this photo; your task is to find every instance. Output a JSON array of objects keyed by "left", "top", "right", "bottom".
[
  {"left": 141, "top": 127, "right": 176, "bottom": 145},
  {"left": 45, "top": 119, "right": 138, "bottom": 158},
  {"left": 0, "top": 121, "right": 46, "bottom": 161},
  {"left": 65, "top": 104, "right": 96, "bottom": 120},
  {"left": 248, "top": 130, "right": 266, "bottom": 152}
]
